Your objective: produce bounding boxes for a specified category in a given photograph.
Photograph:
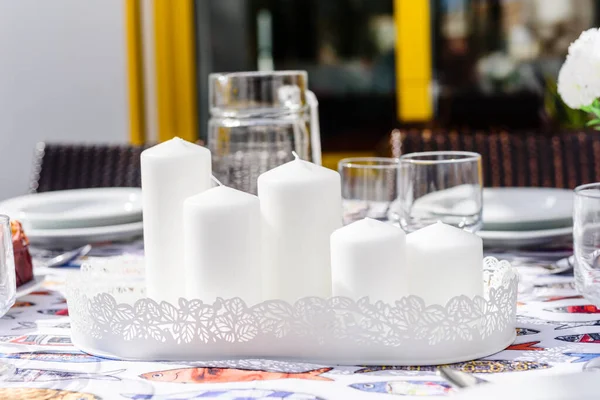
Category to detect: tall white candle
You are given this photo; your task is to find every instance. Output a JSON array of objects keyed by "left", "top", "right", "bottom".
[
  {"left": 331, "top": 218, "right": 408, "bottom": 302},
  {"left": 258, "top": 157, "right": 342, "bottom": 302},
  {"left": 406, "top": 222, "right": 483, "bottom": 306},
  {"left": 183, "top": 185, "right": 262, "bottom": 304},
  {"left": 141, "top": 137, "right": 211, "bottom": 303}
]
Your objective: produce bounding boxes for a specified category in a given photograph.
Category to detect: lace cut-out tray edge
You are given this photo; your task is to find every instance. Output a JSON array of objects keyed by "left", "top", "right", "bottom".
[{"left": 66, "top": 257, "right": 518, "bottom": 365}]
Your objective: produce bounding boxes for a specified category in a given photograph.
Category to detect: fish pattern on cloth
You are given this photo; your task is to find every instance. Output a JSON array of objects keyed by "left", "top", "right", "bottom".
[{"left": 0, "top": 242, "right": 598, "bottom": 399}]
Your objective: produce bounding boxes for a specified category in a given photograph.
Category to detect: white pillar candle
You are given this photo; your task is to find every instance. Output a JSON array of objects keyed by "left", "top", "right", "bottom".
[
  {"left": 406, "top": 222, "right": 483, "bottom": 306},
  {"left": 183, "top": 185, "right": 262, "bottom": 304},
  {"left": 258, "top": 156, "right": 342, "bottom": 302},
  {"left": 331, "top": 218, "right": 408, "bottom": 302},
  {"left": 141, "top": 137, "right": 211, "bottom": 303}
]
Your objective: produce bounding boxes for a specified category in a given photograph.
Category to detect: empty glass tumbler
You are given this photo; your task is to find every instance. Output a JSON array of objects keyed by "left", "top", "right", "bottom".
[
  {"left": 0, "top": 215, "right": 16, "bottom": 317},
  {"left": 574, "top": 183, "right": 600, "bottom": 305},
  {"left": 207, "top": 71, "right": 321, "bottom": 194},
  {"left": 339, "top": 157, "right": 402, "bottom": 225},
  {"left": 398, "top": 151, "right": 483, "bottom": 232}
]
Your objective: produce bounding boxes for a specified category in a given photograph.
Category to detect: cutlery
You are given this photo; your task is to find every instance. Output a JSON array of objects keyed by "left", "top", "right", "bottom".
[
  {"left": 545, "top": 255, "right": 574, "bottom": 275},
  {"left": 43, "top": 244, "right": 92, "bottom": 268},
  {"left": 438, "top": 367, "right": 488, "bottom": 388},
  {"left": 488, "top": 254, "right": 574, "bottom": 275}
]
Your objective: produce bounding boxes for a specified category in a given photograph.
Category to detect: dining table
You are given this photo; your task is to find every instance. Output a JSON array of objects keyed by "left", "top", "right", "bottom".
[{"left": 0, "top": 239, "right": 596, "bottom": 399}]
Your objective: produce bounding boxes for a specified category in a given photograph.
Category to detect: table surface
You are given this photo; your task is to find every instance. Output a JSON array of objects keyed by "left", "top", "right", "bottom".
[{"left": 0, "top": 242, "right": 595, "bottom": 399}]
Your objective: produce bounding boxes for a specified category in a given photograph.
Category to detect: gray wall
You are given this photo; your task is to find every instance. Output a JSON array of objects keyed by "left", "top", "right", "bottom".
[{"left": 0, "top": 0, "right": 129, "bottom": 200}]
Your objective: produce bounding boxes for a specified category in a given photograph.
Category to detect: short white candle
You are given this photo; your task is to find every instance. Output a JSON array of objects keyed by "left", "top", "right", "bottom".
[
  {"left": 406, "top": 222, "right": 483, "bottom": 306},
  {"left": 141, "top": 137, "right": 211, "bottom": 303},
  {"left": 258, "top": 156, "right": 342, "bottom": 302},
  {"left": 183, "top": 185, "right": 262, "bottom": 304},
  {"left": 330, "top": 218, "right": 408, "bottom": 302}
]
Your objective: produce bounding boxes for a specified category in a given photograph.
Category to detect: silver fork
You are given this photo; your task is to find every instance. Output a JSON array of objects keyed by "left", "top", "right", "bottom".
[{"left": 438, "top": 367, "right": 488, "bottom": 388}]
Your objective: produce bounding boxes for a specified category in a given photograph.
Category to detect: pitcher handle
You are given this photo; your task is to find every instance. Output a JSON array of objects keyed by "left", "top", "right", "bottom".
[{"left": 306, "top": 90, "right": 322, "bottom": 165}]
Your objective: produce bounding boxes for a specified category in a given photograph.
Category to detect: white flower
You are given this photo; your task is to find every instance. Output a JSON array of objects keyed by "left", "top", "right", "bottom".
[{"left": 558, "top": 28, "right": 600, "bottom": 109}]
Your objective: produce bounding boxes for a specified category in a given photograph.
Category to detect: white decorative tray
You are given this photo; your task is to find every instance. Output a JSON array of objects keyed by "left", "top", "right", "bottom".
[{"left": 66, "top": 257, "right": 518, "bottom": 365}]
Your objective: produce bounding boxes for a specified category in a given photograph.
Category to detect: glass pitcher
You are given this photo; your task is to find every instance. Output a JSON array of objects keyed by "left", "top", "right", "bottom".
[{"left": 208, "top": 71, "right": 321, "bottom": 194}]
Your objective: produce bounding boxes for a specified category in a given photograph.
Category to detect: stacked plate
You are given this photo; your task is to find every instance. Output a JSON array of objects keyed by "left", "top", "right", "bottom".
[
  {"left": 0, "top": 188, "right": 143, "bottom": 247},
  {"left": 480, "top": 187, "right": 573, "bottom": 248}
]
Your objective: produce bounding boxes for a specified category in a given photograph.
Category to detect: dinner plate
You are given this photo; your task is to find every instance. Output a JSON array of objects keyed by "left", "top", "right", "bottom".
[
  {"left": 483, "top": 187, "right": 573, "bottom": 231},
  {"left": 478, "top": 226, "right": 573, "bottom": 248},
  {"left": 0, "top": 188, "right": 142, "bottom": 229},
  {"left": 26, "top": 221, "right": 144, "bottom": 247},
  {"left": 411, "top": 187, "right": 573, "bottom": 231},
  {"left": 454, "top": 372, "right": 600, "bottom": 400}
]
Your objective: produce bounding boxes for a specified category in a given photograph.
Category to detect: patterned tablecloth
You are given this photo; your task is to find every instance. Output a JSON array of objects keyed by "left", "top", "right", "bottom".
[{"left": 0, "top": 242, "right": 596, "bottom": 399}]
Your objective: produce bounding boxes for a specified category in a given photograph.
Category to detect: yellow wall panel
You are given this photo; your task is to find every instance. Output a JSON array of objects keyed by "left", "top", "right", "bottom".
[
  {"left": 125, "top": 0, "right": 146, "bottom": 145},
  {"left": 154, "top": 0, "right": 176, "bottom": 142},
  {"left": 394, "top": 0, "right": 433, "bottom": 122},
  {"left": 172, "top": 0, "right": 199, "bottom": 143},
  {"left": 152, "top": 0, "right": 198, "bottom": 143}
]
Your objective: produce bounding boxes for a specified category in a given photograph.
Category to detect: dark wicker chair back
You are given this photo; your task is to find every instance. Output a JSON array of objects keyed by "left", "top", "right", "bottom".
[
  {"left": 384, "top": 130, "right": 600, "bottom": 188},
  {"left": 30, "top": 143, "right": 145, "bottom": 193}
]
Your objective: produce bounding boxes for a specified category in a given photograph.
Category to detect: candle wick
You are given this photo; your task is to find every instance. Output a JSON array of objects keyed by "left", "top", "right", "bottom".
[
  {"left": 211, "top": 175, "right": 224, "bottom": 186},
  {"left": 292, "top": 151, "right": 300, "bottom": 160}
]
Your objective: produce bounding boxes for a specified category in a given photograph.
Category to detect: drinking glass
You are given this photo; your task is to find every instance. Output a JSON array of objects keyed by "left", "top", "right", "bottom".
[
  {"left": 398, "top": 151, "right": 483, "bottom": 233},
  {"left": 0, "top": 215, "right": 16, "bottom": 317},
  {"left": 339, "top": 157, "right": 401, "bottom": 225},
  {"left": 574, "top": 183, "right": 600, "bottom": 305}
]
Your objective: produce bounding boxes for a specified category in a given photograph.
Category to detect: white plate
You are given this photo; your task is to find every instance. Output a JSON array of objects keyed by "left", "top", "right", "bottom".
[
  {"left": 454, "top": 372, "right": 600, "bottom": 400},
  {"left": 483, "top": 187, "right": 573, "bottom": 231},
  {"left": 478, "top": 226, "right": 573, "bottom": 248},
  {"left": 411, "top": 187, "right": 573, "bottom": 231},
  {"left": 0, "top": 188, "right": 142, "bottom": 229},
  {"left": 26, "top": 221, "right": 144, "bottom": 247},
  {"left": 16, "top": 274, "right": 46, "bottom": 298}
]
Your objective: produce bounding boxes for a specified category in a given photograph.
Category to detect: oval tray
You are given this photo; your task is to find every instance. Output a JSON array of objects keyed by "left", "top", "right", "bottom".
[{"left": 66, "top": 257, "right": 517, "bottom": 365}]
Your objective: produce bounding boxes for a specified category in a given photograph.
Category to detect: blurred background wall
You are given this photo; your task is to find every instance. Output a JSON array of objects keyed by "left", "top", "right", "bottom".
[
  {"left": 0, "top": 0, "right": 128, "bottom": 200},
  {"left": 1, "top": 0, "right": 600, "bottom": 199}
]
